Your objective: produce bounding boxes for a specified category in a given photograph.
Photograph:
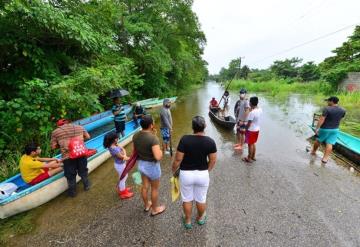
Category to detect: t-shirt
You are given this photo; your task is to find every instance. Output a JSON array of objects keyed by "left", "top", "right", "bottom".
[
  {"left": 51, "top": 124, "right": 87, "bottom": 159},
  {"left": 234, "top": 99, "right": 250, "bottom": 122},
  {"left": 210, "top": 99, "right": 218, "bottom": 107},
  {"left": 247, "top": 108, "right": 262, "bottom": 132},
  {"left": 112, "top": 104, "right": 126, "bottom": 122},
  {"left": 19, "top": 155, "right": 45, "bottom": 183},
  {"left": 177, "top": 135, "right": 217, "bottom": 171},
  {"left": 321, "top": 106, "right": 346, "bottom": 129},
  {"left": 109, "top": 146, "right": 125, "bottom": 164},
  {"left": 221, "top": 96, "right": 231, "bottom": 108},
  {"left": 133, "top": 131, "right": 160, "bottom": 162},
  {"left": 160, "top": 107, "right": 172, "bottom": 129}
]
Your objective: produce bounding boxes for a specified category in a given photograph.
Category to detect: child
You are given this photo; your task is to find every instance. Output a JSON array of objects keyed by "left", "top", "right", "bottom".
[
  {"left": 103, "top": 132, "right": 133, "bottom": 199},
  {"left": 242, "top": 96, "right": 262, "bottom": 163}
]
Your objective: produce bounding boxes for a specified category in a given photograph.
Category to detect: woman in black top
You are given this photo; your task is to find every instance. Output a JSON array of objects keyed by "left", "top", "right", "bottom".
[{"left": 172, "top": 116, "right": 217, "bottom": 229}]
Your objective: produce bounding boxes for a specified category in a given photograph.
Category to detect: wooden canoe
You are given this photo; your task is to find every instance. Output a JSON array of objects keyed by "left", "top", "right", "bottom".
[{"left": 208, "top": 109, "right": 236, "bottom": 130}]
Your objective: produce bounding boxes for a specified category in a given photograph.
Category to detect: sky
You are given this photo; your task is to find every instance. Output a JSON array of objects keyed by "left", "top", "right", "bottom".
[{"left": 192, "top": 0, "right": 360, "bottom": 74}]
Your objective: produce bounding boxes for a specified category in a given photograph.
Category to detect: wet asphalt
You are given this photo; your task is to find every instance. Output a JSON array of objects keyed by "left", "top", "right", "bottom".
[{"left": 9, "top": 83, "right": 360, "bottom": 247}]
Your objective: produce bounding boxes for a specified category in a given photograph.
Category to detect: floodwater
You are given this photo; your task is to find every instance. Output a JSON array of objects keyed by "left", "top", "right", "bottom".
[{"left": 6, "top": 82, "right": 360, "bottom": 247}]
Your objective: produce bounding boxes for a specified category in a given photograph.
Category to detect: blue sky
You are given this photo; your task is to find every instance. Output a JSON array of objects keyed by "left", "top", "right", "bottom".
[{"left": 193, "top": 0, "right": 360, "bottom": 74}]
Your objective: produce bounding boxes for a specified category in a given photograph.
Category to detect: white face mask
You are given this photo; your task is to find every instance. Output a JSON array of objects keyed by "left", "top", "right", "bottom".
[{"left": 240, "top": 94, "right": 245, "bottom": 98}]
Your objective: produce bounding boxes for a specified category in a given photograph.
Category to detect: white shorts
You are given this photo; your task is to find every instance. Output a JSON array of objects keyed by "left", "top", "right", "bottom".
[{"left": 179, "top": 170, "right": 210, "bottom": 203}]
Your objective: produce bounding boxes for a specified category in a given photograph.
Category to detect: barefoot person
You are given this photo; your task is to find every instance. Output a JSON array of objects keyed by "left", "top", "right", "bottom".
[
  {"left": 103, "top": 132, "right": 133, "bottom": 199},
  {"left": 133, "top": 115, "right": 166, "bottom": 216},
  {"left": 234, "top": 89, "right": 250, "bottom": 150},
  {"left": 172, "top": 116, "right": 217, "bottom": 229},
  {"left": 20, "top": 143, "right": 63, "bottom": 185},
  {"left": 311, "top": 96, "right": 346, "bottom": 164},
  {"left": 159, "top": 98, "right": 173, "bottom": 154},
  {"left": 242, "top": 96, "right": 262, "bottom": 163}
]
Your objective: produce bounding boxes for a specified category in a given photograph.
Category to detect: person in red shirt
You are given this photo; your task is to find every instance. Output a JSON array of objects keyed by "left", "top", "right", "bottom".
[{"left": 209, "top": 97, "right": 219, "bottom": 108}]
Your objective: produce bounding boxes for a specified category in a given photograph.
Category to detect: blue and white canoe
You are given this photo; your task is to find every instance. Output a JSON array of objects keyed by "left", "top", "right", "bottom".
[
  {"left": 0, "top": 120, "right": 141, "bottom": 219},
  {"left": 73, "top": 98, "right": 158, "bottom": 132}
]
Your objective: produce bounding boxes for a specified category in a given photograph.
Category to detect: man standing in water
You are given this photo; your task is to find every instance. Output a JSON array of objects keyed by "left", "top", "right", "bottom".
[
  {"left": 234, "top": 89, "right": 250, "bottom": 150},
  {"left": 160, "top": 98, "right": 173, "bottom": 154},
  {"left": 311, "top": 96, "right": 346, "bottom": 164},
  {"left": 242, "top": 96, "right": 262, "bottom": 163},
  {"left": 112, "top": 97, "right": 127, "bottom": 138}
]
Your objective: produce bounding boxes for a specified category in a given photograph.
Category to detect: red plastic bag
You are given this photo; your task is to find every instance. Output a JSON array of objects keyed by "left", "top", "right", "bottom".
[
  {"left": 86, "top": 149, "right": 97, "bottom": 157},
  {"left": 68, "top": 137, "right": 88, "bottom": 159}
]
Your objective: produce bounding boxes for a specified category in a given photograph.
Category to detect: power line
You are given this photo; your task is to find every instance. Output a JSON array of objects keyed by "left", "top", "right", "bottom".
[{"left": 251, "top": 22, "right": 360, "bottom": 65}]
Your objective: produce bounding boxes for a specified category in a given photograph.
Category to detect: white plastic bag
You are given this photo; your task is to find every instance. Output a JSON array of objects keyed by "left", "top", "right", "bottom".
[{"left": 0, "top": 183, "right": 18, "bottom": 200}]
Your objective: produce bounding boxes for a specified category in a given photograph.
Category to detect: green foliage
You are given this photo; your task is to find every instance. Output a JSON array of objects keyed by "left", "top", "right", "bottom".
[
  {"left": 0, "top": 0, "right": 207, "bottom": 179},
  {"left": 299, "top": 62, "right": 321, "bottom": 82},
  {"left": 320, "top": 26, "right": 360, "bottom": 84},
  {"left": 270, "top": 57, "right": 302, "bottom": 79}
]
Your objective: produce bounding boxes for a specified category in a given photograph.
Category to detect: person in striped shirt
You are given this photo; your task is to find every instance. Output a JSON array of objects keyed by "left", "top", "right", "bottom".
[{"left": 112, "top": 97, "right": 127, "bottom": 138}]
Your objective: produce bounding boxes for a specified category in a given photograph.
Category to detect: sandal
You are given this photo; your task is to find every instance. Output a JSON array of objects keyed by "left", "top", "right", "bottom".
[
  {"left": 197, "top": 214, "right": 208, "bottom": 226},
  {"left": 321, "top": 159, "right": 328, "bottom": 164},
  {"left": 242, "top": 157, "right": 253, "bottom": 163},
  {"left": 150, "top": 205, "right": 166, "bottom": 216},
  {"left": 182, "top": 217, "right": 192, "bottom": 230},
  {"left": 144, "top": 201, "right": 152, "bottom": 212}
]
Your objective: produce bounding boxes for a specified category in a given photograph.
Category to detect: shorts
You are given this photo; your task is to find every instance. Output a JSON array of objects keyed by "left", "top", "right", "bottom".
[
  {"left": 179, "top": 170, "right": 209, "bottom": 203},
  {"left": 245, "top": 130, "right": 259, "bottom": 145},
  {"left": 160, "top": 128, "right": 170, "bottom": 143},
  {"left": 29, "top": 168, "right": 50, "bottom": 185},
  {"left": 115, "top": 121, "right": 125, "bottom": 134},
  {"left": 317, "top": 128, "right": 339, "bottom": 145},
  {"left": 138, "top": 160, "right": 161, "bottom": 181},
  {"left": 236, "top": 122, "right": 247, "bottom": 134}
]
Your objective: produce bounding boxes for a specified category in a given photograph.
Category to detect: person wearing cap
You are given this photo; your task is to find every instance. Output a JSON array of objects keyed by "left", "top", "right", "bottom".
[
  {"left": 159, "top": 98, "right": 173, "bottom": 154},
  {"left": 311, "top": 96, "right": 346, "bottom": 164},
  {"left": 51, "top": 119, "right": 91, "bottom": 197},
  {"left": 234, "top": 89, "right": 250, "bottom": 150},
  {"left": 132, "top": 102, "right": 146, "bottom": 126},
  {"left": 112, "top": 97, "right": 127, "bottom": 138}
]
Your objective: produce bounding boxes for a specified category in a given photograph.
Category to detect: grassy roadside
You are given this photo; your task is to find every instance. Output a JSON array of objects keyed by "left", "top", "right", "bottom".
[{"left": 229, "top": 79, "right": 360, "bottom": 137}]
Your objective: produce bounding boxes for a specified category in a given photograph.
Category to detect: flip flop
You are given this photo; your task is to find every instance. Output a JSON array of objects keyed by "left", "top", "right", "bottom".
[
  {"left": 144, "top": 201, "right": 152, "bottom": 212},
  {"left": 321, "top": 159, "right": 328, "bottom": 164},
  {"left": 251, "top": 158, "right": 257, "bottom": 161},
  {"left": 150, "top": 205, "right": 166, "bottom": 216},
  {"left": 182, "top": 217, "right": 192, "bottom": 230},
  {"left": 242, "top": 157, "right": 253, "bottom": 163}
]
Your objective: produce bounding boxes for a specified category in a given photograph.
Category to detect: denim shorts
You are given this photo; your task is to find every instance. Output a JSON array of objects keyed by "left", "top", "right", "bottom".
[
  {"left": 160, "top": 128, "right": 170, "bottom": 143},
  {"left": 138, "top": 160, "right": 161, "bottom": 181}
]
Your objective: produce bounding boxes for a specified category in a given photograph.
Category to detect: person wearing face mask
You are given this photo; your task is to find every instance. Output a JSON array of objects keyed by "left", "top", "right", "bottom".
[
  {"left": 159, "top": 98, "right": 173, "bottom": 154},
  {"left": 234, "top": 89, "right": 250, "bottom": 150}
]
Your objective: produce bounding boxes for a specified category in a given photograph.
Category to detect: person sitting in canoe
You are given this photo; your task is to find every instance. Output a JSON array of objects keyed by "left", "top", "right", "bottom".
[
  {"left": 19, "top": 143, "right": 63, "bottom": 186},
  {"left": 209, "top": 97, "right": 219, "bottom": 113},
  {"left": 133, "top": 102, "right": 146, "bottom": 126}
]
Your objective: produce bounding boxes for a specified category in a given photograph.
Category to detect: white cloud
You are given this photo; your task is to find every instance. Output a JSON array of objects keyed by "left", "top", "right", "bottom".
[{"left": 193, "top": 0, "right": 360, "bottom": 73}]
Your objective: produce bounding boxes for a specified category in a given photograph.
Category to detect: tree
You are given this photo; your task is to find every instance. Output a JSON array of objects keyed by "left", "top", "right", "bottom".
[
  {"left": 299, "top": 62, "right": 320, "bottom": 82},
  {"left": 240, "top": 65, "right": 250, "bottom": 79},
  {"left": 270, "top": 57, "right": 302, "bottom": 78}
]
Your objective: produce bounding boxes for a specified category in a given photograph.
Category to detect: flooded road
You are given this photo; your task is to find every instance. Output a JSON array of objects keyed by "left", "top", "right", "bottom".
[{"left": 9, "top": 82, "right": 360, "bottom": 247}]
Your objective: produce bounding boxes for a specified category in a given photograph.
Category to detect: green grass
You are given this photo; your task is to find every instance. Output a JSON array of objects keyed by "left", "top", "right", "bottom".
[{"left": 230, "top": 79, "right": 360, "bottom": 137}]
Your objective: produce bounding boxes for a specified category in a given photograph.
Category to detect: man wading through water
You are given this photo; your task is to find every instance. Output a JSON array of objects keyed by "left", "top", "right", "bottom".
[{"left": 234, "top": 89, "right": 250, "bottom": 150}]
